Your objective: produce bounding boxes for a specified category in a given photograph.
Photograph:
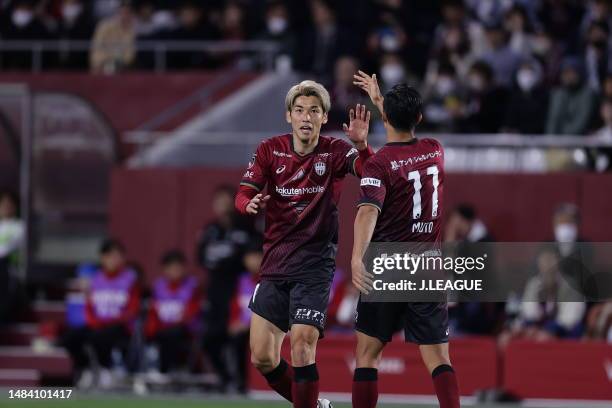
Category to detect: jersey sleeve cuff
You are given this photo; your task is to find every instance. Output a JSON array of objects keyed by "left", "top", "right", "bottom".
[
  {"left": 240, "top": 181, "right": 263, "bottom": 191},
  {"left": 357, "top": 198, "right": 382, "bottom": 212}
]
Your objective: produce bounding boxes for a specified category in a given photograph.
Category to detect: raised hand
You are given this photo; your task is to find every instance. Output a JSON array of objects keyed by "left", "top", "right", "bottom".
[
  {"left": 246, "top": 193, "right": 271, "bottom": 215},
  {"left": 353, "top": 70, "right": 384, "bottom": 114},
  {"left": 343, "top": 103, "right": 370, "bottom": 149}
]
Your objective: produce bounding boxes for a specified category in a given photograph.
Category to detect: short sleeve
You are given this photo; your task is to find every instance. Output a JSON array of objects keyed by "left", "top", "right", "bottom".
[
  {"left": 240, "top": 141, "right": 269, "bottom": 191},
  {"left": 333, "top": 138, "right": 360, "bottom": 177},
  {"left": 357, "top": 159, "right": 387, "bottom": 212}
]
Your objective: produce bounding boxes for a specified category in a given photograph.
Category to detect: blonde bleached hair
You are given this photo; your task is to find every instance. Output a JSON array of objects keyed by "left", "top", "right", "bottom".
[{"left": 285, "top": 80, "right": 331, "bottom": 113}]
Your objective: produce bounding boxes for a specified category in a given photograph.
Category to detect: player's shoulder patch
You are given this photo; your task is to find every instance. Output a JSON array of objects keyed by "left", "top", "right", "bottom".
[{"left": 360, "top": 177, "right": 381, "bottom": 187}]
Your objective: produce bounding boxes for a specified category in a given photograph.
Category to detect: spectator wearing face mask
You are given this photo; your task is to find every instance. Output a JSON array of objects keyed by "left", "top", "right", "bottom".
[
  {"left": 422, "top": 63, "right": 467, "bottom": 132},
  {"left": 502, "top": 59, "right": 549, "bottom": 134},
  {"left": 378, "top": 53, "right": 418, "bottom": 91},
  {"left": 366, "top": 12, "right": 408, "bottom": 60},
  {"left": 551, "top": 203, "right": 596, "bottom": 302},
  {"left": 1, "top": 0, "right": 51, "bottom": 70},
  {"left": 256, "top": 0, "right": 293, "bottom": 70},
  {"left": 56, "top": 0, "right": 94, "bottom": 70},
  {"left": 457, "top": 60, "right": 508, "bottom": 133},
  {"left": 546, "top": 57, "right": 598, "bottom": 135}
]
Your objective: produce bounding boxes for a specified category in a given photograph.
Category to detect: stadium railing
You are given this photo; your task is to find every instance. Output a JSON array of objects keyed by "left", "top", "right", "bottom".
[
  {"left": 123, "top": 130, "right": 612, "bottom": 172},
  {"left": 0, "top": 40, "right": 280, "bottom": 72}
]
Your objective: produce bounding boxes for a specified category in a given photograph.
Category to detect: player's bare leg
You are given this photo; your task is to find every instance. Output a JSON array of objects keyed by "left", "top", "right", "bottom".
[
  {"left": 249, "top": 313, "right": 293, "bottom": 401},
  {"left": 419, "top": 343, "right": 460, "bottom": 408},
  {"left": 352, "top": 331, "right": 385, "bottom": 408},
  {"left": 290, "top": 324, "right": 320, "bottom": 408}
]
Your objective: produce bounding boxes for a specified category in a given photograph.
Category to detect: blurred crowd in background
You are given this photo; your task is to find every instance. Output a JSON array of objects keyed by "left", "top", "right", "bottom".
[{"left": 4, "top": 0, "right": 612, "bottom": 136}]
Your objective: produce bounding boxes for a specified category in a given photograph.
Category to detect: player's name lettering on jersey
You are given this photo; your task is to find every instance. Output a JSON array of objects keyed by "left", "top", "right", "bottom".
[
  {"left": 361, "top": 177, "right": 381, "bottom": 187},
  {"left": 390, "top": 150, "right": 442, "bottom": 170},
  {"left": 412, "top": 221, "right": 434, "bottom": 233},
  {"left": 273, "top": 150, "right": 293, "bottom": 158},
  {"left": 275, "top": 185, "right": 325, "bottom": 197}
]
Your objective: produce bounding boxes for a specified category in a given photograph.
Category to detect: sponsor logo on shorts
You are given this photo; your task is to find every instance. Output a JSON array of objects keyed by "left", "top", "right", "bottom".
[
  {"left": 361, "top": 177, "right": 381, "bottom": 187},
  {"left": 252, "top": 283, "right": 260, "bottom": 303},
  {"left": 294, "top": 308, "right": 325, "bottom": 326}
]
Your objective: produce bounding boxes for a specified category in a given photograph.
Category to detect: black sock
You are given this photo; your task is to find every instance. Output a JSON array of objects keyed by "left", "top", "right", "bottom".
[
  {"left": 293, "top": 363, "right": 319, "bottom": 382},
  {"left": 263, "top": 358, "right": 289, "bottom": 383},
  {"left": 353, "top": 367, "right": 378, "bottom": 381}
]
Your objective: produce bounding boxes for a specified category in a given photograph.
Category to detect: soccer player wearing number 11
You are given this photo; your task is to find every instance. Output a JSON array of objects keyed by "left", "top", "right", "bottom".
[{"left": 350, "top": 73, "right": 460, "bottom": 408}]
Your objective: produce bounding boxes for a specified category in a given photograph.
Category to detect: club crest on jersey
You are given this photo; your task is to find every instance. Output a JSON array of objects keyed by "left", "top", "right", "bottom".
[
  {"left": 248, "top": 153, "right": 256, "bottom": 169},
  {"left": 314, "top": 161, "right": 326, "bottom": 176}
]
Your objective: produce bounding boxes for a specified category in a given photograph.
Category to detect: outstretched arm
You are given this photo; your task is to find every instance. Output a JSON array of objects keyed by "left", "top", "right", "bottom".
[
  {"left": 353, "top": 71, "right": 384, "bottom": 115},
  {"left": 351, "top": 205, "right": 379, "bottom": 294}
]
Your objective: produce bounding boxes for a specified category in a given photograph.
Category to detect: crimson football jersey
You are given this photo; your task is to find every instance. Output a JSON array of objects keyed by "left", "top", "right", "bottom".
[
  {"left": 358, "top": 138, "right": 444, "bottom": 243},
  {"left": 240, "top": 133, "right": 364, "bottom": 282}
]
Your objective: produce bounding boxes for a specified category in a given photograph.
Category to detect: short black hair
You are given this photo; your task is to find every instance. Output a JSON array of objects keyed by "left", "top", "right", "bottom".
[
  {"left": 161, "top": 249, "right": 186, "bottom": 266},
  {"left": 382, "top": 84, "right": 423, "bottom": 132},
  {"left": 99, "top": 238, "right": 125, "bottom": 255}
]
